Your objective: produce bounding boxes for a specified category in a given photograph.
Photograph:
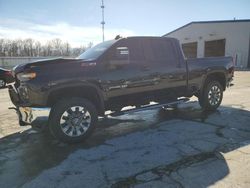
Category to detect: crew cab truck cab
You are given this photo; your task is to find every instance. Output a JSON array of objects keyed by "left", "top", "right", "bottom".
[{"left": 8, "top": 36, "right": 234, "bottom": 143}]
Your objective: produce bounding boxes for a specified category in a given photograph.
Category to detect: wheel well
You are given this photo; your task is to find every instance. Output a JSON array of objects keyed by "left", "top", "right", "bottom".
[
  {"left": 47, "top": 86, "right": 104, "bottom": 115},
  {"left": 206, "top": 73, "right": 226, "bottom": 90}
]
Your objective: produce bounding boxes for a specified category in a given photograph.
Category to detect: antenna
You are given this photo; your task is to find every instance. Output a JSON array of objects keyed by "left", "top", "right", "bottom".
[{"left": 101, "top": 0, "right": 105, "bottom": 42}]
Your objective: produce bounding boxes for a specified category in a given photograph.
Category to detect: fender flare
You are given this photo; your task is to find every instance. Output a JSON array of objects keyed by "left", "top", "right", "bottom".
[{"left": 47, "top": 81, "right": 106, "bottom": 115}]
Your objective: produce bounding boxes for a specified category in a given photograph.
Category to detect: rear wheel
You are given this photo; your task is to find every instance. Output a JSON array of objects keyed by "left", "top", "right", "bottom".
[
  {"left": 199, "top": 80, "right": 223, "bottom": 111},
  {"left": 0, "top": 79, "right": 6, "bottom": 88},
  {"left": 49, "top": 98, "right": 98, "bottom": 143}
]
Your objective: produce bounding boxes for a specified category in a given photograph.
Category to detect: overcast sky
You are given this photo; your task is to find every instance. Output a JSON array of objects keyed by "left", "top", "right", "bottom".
[{"left": 0, "top": 0, "right": 249, "bottom": 47}]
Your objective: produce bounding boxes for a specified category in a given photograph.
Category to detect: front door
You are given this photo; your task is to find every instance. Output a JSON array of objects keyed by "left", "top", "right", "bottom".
[{"left": 99, "top": 38, "right": 157, "bottom": 100}]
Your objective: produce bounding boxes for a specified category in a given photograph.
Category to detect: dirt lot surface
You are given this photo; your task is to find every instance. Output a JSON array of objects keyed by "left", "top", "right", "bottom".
[{"left": 0, "top": 71, "right": 250, "bottom": 188}]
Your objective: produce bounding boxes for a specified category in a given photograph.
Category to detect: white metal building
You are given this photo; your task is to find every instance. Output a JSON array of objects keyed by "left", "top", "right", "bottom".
[{"left": 164, "top": 19, "right": 250, "bottom": 68}]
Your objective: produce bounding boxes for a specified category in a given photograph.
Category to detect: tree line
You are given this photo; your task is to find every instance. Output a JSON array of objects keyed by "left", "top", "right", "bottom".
[{"left": 0, "top": 38, "right": 93, "bottom": 57}]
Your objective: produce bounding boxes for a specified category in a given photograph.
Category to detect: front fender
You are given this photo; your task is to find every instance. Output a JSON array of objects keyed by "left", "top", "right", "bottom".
[{"left": 47, "top": 81, "right": 106, "bottom": 115}]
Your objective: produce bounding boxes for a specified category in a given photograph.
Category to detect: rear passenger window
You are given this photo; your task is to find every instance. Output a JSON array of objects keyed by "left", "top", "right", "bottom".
[{"left": 144, "top": 39, "right": 177, "bottom": 64}]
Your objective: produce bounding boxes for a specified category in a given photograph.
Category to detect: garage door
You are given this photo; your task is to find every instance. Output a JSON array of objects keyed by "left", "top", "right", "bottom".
[
  {"left": 205, "top": 39, "right": 225, "bottom": 57},
  {"left": 182, "top": 42, "right": 197, "bottom": 58}
]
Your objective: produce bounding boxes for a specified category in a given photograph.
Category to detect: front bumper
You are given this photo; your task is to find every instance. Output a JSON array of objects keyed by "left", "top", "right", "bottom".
[
  {"left": 8, "top": 81, "right": 48, "bottom": 107},
  {"left": 8, "top": 84, "right": 50, "bottom": 127}
]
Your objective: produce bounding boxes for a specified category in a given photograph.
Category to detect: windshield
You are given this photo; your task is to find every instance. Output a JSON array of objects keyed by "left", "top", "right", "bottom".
[{"left": 77, "top": 40, "right": 117, "bottom": 60}]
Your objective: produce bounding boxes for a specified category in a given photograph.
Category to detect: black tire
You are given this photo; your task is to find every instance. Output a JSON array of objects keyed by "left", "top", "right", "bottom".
[
  {"left": 0, "top": 79, "right": 6, "bottom": 88},
  {"left": 49, "top": 98, "right": 98, "bottom": 143},
  {"left": 198, "top": 80, "right": 223, "bottom": 111}
]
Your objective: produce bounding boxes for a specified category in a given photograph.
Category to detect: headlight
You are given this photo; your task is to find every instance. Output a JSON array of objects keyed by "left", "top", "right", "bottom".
[{"left": 17, "top": 72, "right": 36, "bottom": 81}]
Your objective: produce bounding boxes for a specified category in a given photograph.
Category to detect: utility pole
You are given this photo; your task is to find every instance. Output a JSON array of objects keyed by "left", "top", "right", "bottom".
[{"left": 101, "top": 0, "right": 105, "bottom": 42}]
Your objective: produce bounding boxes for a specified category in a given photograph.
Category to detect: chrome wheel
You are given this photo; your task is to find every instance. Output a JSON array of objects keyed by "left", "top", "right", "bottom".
[
  {"left": 60, "top": 106, "right": 91, "bottom": 137},
  {"left": 198, "top": 80, "right": 223, "bottom": 111},
  {"left": 208, "top": 85, "right": 221, "bottom": 106}
]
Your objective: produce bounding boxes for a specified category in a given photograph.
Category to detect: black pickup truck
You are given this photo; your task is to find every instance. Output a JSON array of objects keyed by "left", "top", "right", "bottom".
[{"left": 8, "top": 36, "right": 234, "bottom": 143}]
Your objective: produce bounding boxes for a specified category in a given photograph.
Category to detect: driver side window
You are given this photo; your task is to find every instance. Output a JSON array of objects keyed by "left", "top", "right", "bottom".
[
  {"left": 115, "top": 47, "right": 130, "bottom": 61},
  {"left": 107, "top": 40, "right": 130, "bottom": 69}
]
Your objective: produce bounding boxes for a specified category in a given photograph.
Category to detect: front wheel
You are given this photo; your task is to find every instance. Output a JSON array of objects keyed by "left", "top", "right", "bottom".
[
  {"left": 198, "top": 80, "right": 223, "bottom": 111},
  {"left": 49, "top": 98, "right": 98, "bottom": 143}
]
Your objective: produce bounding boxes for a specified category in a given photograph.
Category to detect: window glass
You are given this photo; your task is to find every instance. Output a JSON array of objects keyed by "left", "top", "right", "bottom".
[
  {"left": 108, "top": 40, "right": 128, "bottom": 60},
  {"left": 115, "top": 47, "right": 129, "bottom": 60},
  {"left": 109, "top": 38, "right": 145, "bottom": 62},
  {"left": 77, "top": 40, "right": 116, "bottom": 60},
  {"left": 126, "top": 38, "right": 145, "bottom": 62},
  {"left": 143, "top": 39, "right": 176, "bottom": 64}
]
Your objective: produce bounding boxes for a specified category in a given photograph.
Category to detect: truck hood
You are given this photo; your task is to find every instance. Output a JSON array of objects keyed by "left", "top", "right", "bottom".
[{"left": 13, "top": 58, "right": 84, "bottom": 74}]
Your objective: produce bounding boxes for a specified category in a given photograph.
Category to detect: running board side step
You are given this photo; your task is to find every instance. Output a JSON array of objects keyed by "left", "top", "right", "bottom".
[{"left": 109, "top": 98, "right": 190, "bottom": 117}]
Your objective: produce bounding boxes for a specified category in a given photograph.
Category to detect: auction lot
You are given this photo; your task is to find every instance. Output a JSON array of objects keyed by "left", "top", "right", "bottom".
[{"left": 0, "top": 71, "right": 250, "bottom": 188}]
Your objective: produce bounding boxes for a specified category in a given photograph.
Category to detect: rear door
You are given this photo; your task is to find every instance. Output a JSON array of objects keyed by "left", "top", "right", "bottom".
[{"left": 142, "top": 38, "right": 187, "bottom": 98}]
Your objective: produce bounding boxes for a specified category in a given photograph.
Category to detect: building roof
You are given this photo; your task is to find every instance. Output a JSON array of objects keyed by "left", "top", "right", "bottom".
[{"left": 163, "top": 19, "right": 250, "bottom": 36}]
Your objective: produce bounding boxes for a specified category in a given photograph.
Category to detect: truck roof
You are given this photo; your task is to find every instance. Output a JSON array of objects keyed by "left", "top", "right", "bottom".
[
  {"left": 117, "top": 36, "right": 179, "bottom": 43},
  {"left": 125, "top": 36, "right": 176, "bottom": 39}
]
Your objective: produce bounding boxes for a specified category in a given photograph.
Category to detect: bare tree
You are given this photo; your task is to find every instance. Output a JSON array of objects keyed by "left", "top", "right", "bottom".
[
  {"left": 16, "top": 39, "right": 24, "bottom": 56},
  {"left": 87, "top": 42, "right": 93, "bottom": 49},
  {"left": 0, "top": 39, "right": 5, "bottom": 56},
  {"left": 34, "top": 41, "right": 41, "bottom": 56},
  {"left": 10, "top": 40, "right": 18, "bottom": 56},
  {"left": 45, "top": 41, "right": 53, "bottom": 56},
  {"left": 51, "top": 38, "right": 63, "bottom": 56},
  {"left": 0, "top": 38, "right": 91, "bottom": 57},
  {"left": 63, "top": 42, "right": 71, "bottom": 56}
]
